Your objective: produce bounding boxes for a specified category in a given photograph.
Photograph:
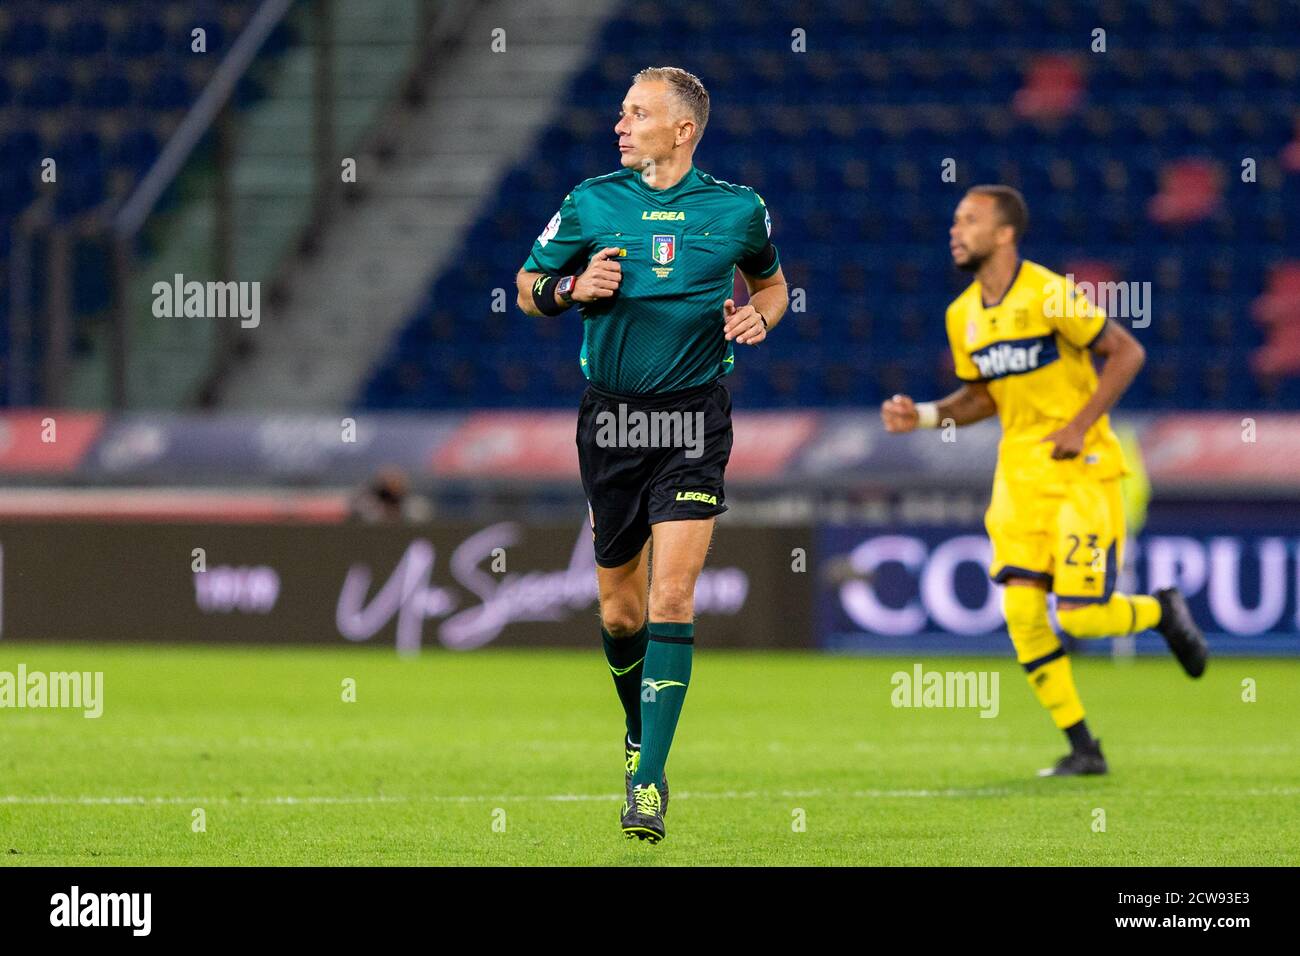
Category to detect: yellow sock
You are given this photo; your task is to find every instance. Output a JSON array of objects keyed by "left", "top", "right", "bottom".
[
  {"left": 1004, "top": 585, "right": 1086, "bottom": 729},
  {"left": 1024, "top": 655, "right": 1086, "bottom": 728},
  {"left": 1057, "top": 593, "right": 1161, "bottom": 639}
]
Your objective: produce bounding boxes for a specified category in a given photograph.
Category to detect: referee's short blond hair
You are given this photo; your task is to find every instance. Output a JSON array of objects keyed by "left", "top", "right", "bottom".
[{"left": 632, "top": 66, "right": 709, "bottom": 144}]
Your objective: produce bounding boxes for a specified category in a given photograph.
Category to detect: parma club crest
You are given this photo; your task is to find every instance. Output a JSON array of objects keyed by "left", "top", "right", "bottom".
[{"left": 651, "top": 234, "right": 675, "bottom": 265}]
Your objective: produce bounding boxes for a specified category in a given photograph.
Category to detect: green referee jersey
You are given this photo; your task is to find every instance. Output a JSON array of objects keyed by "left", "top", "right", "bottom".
[{"left": 521, "top": 164, "right": 780, "bottom": 396}]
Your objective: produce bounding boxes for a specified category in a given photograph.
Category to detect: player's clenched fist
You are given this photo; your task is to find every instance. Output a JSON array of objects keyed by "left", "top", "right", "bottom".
[
  {"left": 573, "top": 247, "right": 623, "bottom": 302},
  {"left": 881, "top": 393, "right": 920, "bottom": 432}
]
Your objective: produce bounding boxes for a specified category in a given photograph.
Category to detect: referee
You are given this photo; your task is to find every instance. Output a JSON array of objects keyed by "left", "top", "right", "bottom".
[{"left": 515, "top": 66, "right": 788, "bottom": 843}]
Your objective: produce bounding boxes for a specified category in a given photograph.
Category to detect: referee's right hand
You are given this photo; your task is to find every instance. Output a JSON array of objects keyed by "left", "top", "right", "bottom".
[{"left": 572, "top": 247, "right": 623, "bottom": 302}]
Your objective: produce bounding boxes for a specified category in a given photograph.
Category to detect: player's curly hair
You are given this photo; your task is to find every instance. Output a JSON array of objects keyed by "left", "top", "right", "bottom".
[{"left": 633, "top": 66, "right": 710, "bottom": 144}]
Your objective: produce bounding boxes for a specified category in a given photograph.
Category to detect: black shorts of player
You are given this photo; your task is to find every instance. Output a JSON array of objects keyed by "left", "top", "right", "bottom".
[{"left": 576, "top": 378, "right": 733, "bottom": 568}]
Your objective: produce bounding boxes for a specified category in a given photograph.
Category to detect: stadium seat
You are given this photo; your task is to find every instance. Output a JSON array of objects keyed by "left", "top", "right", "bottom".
[
  {"left": 0, "top": 15, "right": 50, "bottom": 57},
  {"left": 56, "top": 15, "right": 109, "bottom": 58},
  {"left": 80, "top": 69, "right": 133, "bottom": 110},
  {"left": 113, "top": 16, "right": 168, "bottom": 57}
]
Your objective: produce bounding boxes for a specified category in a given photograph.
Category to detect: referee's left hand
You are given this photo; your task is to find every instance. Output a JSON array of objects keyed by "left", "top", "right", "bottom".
[{"left": 722, "top": 298, "right": 766, "bottom": 345}]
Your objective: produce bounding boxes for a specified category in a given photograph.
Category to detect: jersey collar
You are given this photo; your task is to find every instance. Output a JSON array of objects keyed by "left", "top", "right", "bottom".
[
  {"left": 980, "top": 257, "right": 1023, "bottom": 309},
  {"left": 632, "top": 163, "right": 697, "bottom": 202}
]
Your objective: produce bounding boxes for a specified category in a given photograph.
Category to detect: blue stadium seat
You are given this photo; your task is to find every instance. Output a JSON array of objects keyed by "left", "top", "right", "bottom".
[
  {"left": 56, "top": 15, "right": 109, "bottom": 58},
  {"left": 0, "top": 15, "right": 50, "bottom": 57},
  {"left": 80, "top": 69, "right": 133, "bottom": 110},
  {"left": 19, "top": 62, "right": 75, "bottom": 109},
  {"left": 113, "top": 16, "right": 167, "bottom": 57},
  {"left": 54, "top": 162, "right": 106, "bottom": 220},
  {"left": 0, "top": 165, "right": 36, "bottom": 218},
  {"left": 140, "top": 67, "right": 193, "bottom": 110}
]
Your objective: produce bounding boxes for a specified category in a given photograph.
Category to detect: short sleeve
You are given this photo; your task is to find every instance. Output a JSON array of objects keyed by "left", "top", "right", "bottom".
[
  {"left": 1050, "top": 275, "right": 1108, "bottom": 349},
  {"left": 946, "top": 308, "right": 982, "bottom": 382},
  {"left": 737, "top": 192, "right": 779, "bottom": 278},
  {"left": 522, "top": 191, "right": 588, "bottom": 275}
]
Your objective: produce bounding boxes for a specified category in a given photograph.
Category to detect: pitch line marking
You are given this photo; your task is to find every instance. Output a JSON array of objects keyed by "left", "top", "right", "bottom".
[
  {"left": 3, "top": 786, "right": 1298, "bottom": 807},
  {"left": 0, "top": 795, "right": 408, "bottom": 806},
  {"left": 0, "top": 788, "right": 1007, "bottom": 806}
]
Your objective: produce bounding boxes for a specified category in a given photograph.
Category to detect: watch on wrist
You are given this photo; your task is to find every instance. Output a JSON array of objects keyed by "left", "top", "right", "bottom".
[{"left": 556, "top": 275, "right": 576, "bottom": 305}]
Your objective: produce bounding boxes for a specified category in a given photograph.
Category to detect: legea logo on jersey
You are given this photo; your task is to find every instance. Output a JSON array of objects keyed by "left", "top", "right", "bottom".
[
  {"left": 641, "top": 210, "right": 685, "bottom": 220},
  {"left": 969, "top": 334, "right": 1059, "bottom": 380},
  {"left": 675, "top": 490, "right": 718, "bottom": 505}
]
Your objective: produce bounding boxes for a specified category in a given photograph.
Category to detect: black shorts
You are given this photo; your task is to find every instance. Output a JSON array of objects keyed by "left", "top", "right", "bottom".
[{"left": 576, "top": 378, "right": 733, "bottom": 568}]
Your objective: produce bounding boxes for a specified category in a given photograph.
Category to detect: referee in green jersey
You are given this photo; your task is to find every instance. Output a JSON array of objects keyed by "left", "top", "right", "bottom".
[{"left": 516, "top": 66, "right": 788, "bottom": 843}]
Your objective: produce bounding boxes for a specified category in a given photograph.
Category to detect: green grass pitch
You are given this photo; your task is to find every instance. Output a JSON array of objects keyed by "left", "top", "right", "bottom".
[{"left": 1, "top": 643, "right": 1296, "bottom": 866}]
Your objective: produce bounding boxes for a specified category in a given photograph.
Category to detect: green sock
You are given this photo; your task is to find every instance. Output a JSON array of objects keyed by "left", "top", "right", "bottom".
[
  {"left": 602, "top": 624, "right": 649, "bottom": 745},
  {"left": 632, "top": 622, "right": 694, "bottom": 788}
]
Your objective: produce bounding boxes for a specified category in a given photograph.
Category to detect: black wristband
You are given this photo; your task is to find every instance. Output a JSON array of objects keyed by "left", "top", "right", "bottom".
[{"left": 530, "top": 274, "right": 572, "bottom": 317}]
